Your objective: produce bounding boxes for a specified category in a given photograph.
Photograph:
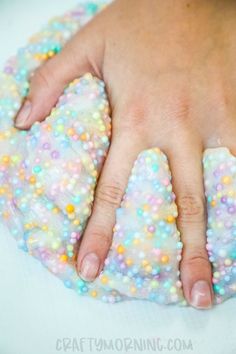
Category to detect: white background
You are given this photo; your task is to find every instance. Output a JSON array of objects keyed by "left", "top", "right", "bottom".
[{"left": 0, "top": 1, "right": 236, "bottom": 354}]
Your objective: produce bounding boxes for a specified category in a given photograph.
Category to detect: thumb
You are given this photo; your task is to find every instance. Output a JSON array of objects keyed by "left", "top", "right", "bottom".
[{"left": 15, "top": 23, "right": 104, "bottom": 129}]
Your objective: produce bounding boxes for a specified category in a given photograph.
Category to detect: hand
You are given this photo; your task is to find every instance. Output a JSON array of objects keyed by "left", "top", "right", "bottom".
[{"left": 15, "top": 0, "right": 236, "bottom": 309}]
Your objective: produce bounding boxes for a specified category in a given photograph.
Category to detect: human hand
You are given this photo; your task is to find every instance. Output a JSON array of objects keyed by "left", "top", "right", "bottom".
[{"left": 15, "top": 0, "right": 236, "bottom": 309}]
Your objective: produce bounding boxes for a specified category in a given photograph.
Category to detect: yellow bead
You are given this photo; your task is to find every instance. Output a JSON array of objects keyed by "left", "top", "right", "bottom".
[
  {"left": 66, "top": 204, "right": 75, "bottom": 214},
  {"left": 60, "top": 254, "right": 68, "bottom": 262},
  {"left": 117, "top": 244, "right": 125, "bottom": 254},
  {"left": 90, "top": 290, "right": 98, "bottom": 298},
  {"left": 166, "top": 215, "right": 175, "bottom": 223},
  {"left": 142, "top": 259, "right": 149, "bottom": 267},
  {"left": 145, "top": 265, "right": 152, "bottom": 273},
  {"left": 0, "top": 188, "right": 5, "bottom": 195},
  {"left": 34, "top": 54, "right": 41, "bottom": 60},
  {"left": 36, "top": 188, "right": 43, "bottom": 195},
  {"left": 48, "top": 51, "right": 55, "bottom": 58},
  {"left": 221, "top": 176, "right": 232, "bottom": 185},
  {"left": 161, "top": 255, "right": 169, "bottom": 264},
  {"left": 2, "top": 155, "right": 10, "bottom": 164},
  {"left": 133, "top": 239, "right": 140, "bottom": 245},
  {"left": 130, "top": 286, "right": 137, "bottom": 294},
  {"left": 24, "top": 223, "right": 31, "bottom": 230},
  {"left": 125, "top": 258, "right": 133, "bottom": 266},
  {"left": 100, "top": 275, "right": 108, "bottom": 284}
]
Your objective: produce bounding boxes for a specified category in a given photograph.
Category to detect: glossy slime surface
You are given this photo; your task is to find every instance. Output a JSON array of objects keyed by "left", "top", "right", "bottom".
[{"left": 0, "top": 0, "right": 235, "bottom": 305}]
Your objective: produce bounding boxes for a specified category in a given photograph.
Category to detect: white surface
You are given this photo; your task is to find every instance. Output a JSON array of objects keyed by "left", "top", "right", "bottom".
[{"left": 0, "top": 1, "right": 236, "bottom": 354}]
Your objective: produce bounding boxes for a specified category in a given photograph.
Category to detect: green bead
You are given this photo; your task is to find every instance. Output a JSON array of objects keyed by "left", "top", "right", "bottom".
[
  {"left": 86, "top": 3, "right": 98, "bottom": 15},
  {"left": 152, "top": 163, "right": 159, "bottom": 172},
  {"left": 33, "top": 165, "right": 42, "bottom": 174}
]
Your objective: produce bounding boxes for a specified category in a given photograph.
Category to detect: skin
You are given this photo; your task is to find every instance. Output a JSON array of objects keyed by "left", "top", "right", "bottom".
[{"left": 15, "top": 0, "right": 236, "bottom": 309}]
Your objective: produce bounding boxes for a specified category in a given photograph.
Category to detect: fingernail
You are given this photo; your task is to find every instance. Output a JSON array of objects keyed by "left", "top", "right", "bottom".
[
  {"left": 15, "top": 100, "right": 32, "bottom": 128},
  {"left": 190, "top": 280, "right": 212, "bottom": 309},
  {"left": 79, "top": 253, "right": 100, "bottom": 282}
]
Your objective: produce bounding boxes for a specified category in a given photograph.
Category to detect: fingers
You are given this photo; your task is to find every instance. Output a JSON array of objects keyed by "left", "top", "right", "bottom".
[
  {"left": 77, "top": 132, "right": 144, "bottom": 281},
  {"left": 168, "top": 135, "right": 213, "bottom": 309},
  {"left": 15, "top": 22, "right": 104, "bottom": 130}
]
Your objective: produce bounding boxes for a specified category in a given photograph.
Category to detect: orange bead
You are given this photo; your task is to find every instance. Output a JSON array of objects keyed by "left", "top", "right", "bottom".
[
  {"left": 29, "top": 176, "right": 36, "bottom": 184},
  {"left": 80, "top": 133, "right": 87, "bottom": 141},
  {"left": 67, "top": 128, "right": 74, "bottom": 136},
  {"left": 211, "top": 200, "right": 216, "bottom": 207}
]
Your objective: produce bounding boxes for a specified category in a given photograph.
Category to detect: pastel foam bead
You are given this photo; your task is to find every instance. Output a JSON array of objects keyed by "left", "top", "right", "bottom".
[{"left": 203, "top": 148, "right": 236, "bottom": 304}]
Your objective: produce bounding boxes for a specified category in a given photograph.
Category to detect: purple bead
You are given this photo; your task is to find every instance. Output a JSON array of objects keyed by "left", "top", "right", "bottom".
[
  {"left": 216, "top": 183, "right": 222, "bottom": 191},
  {"left": 214, "top": 170, "right": 220, "bottom": 177},
  {"left": 221, "top": 196, "right": 227, "bottom": 204},
  {"left": 4, "top": 66, "right": 13, "bottom": 74},
  {"left": 228, "top": 206, "right": 236, "bottom": 214},
  {"left": 51, "top": 150, "right": 60, "bottom": 159},
  {"left": 43, "top": 142, "right": 51, "bottom": 150}
]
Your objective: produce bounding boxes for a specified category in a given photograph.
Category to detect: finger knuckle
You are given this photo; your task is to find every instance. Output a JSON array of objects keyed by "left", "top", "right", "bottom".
[
  {"left": 178, "top": 194, "right": 206, "bottom": 223},
  {"left": 182, "top": 248, "right": 210, "bottom": 268},
  {"left": 31, "top": 65, "right": 53, "bottom": 91},
  {"left": 88, "top": 230, "right": 112, "bottom": 250},
  {"left": 170, "top": 95, "right": 191, "bottom": 126},
  {"left": 116, "top": 99, "right": 148, "bottom": 135},
  {"left": 95, "top": 182, "right": 123, "bottom": 209}
]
